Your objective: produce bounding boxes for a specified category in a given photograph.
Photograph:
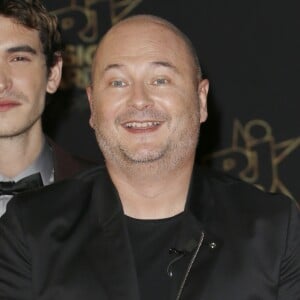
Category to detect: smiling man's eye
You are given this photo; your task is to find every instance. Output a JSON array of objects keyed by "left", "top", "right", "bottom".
[
  {"left": 153, "top": 78, "right": 168, "bottom": 85},
  {"left": 111, "top": 80, "right": 126, "bottom": 87}
]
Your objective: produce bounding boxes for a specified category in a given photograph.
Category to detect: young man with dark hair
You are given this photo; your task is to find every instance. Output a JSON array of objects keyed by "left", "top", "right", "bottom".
[{"left": 0, "top": 0, "right": 94, "bottom": 217}]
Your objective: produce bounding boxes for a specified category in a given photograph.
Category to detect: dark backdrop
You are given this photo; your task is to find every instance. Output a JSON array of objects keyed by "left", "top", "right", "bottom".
[{"left": 43, "top": 0, "right": 299, "bottom": 201}]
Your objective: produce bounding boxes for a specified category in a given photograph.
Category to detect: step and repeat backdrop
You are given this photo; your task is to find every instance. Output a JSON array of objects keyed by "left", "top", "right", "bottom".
[{"left": 43, "top": 0, "right": 299, "bottom": 201}]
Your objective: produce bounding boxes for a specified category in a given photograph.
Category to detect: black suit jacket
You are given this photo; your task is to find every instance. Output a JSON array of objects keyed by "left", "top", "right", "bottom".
[
  {"left": 49, "top": 139, "right": 96, "bottom": 181},
  {"left": 0, "top": 166, "right": 299, "bottom": 299}
]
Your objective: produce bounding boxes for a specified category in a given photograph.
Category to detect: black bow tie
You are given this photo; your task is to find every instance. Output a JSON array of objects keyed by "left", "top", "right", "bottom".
[{"left": 0, "top": 173, "right": 44, "bottom": 196}]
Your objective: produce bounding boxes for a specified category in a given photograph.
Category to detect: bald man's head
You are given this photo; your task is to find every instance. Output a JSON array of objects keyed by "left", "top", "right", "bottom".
[{"left": 91, "top": 15, "right": 202, "bottom": 84}]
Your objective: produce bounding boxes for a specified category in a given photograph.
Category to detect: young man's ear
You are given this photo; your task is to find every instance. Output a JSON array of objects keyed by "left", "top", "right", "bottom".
[
  {"left": 197, "top": 79, "right": 209, "bottom": 123},
  {"left": 46, "top": 55, "right": 63, "bottom": 94}
]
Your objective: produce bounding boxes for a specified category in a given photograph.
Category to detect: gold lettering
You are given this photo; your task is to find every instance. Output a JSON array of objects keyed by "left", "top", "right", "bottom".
[
  {"left": 59, "top": 44, "right": 96, "bottom": 89},
  {"left": 63, "top": 44, "right": 97, "bottom": 67},
  {"left": 84, "top": 45, "right": 97, "bottom": 65},
  {"left": 60, "top": 66, "right": 91, "bottom": 89},
  {"left": 63, "top": 45, "right": 78, "bottom": 66}
]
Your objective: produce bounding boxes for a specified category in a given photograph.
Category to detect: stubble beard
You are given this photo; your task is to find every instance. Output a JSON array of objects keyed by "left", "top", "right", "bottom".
[{"left": 94, "top": 111, "right": 200, "bottom": 176}]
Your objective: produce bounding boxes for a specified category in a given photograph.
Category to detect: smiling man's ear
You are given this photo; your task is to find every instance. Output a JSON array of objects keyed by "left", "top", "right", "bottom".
[
  {"left": 46, "top": 56, "right": 63, "bottom": 94},
  {"left": 86, "top": 85, "right": 95, "bottom": 129},
  {"left": 197, "top": 79, "right": 209, "bottom": 123}
]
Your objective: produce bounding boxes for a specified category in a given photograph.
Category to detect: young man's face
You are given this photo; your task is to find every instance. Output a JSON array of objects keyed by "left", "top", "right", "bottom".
[
  {"left": 87, "top": 19, "right": 208, "bottom": 171},
  {"left": 0, "top": 16, "right": 61, "bottom": 138}
]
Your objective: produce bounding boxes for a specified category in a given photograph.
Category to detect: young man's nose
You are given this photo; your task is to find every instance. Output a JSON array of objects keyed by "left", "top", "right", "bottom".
[{"left": 0, "top": 66, "right": 12, "bottom": 95}]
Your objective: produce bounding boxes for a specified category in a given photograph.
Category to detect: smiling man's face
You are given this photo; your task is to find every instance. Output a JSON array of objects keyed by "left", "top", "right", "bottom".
[{"left": 87, "top": 17, "right": 208, "bottom": 171}]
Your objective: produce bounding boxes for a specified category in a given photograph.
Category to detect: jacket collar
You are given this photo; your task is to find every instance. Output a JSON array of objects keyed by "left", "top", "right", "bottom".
[
  {"left": 174, "top": 165, "right": 221, "bottom": 252},
  {"left": 168, "top": 165, "right": 222, "bottom": 299},
  {"left": 47, "top": 137, "right": 95, "bottom": 181},
  {"left": 84, "top": 167, "right": 140, "bottom": 299}
]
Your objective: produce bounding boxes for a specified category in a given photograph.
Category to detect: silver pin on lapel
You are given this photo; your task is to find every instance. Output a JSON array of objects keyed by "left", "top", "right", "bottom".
[{"left": 209, "top": 242, "right": 217, "bottom": 249}]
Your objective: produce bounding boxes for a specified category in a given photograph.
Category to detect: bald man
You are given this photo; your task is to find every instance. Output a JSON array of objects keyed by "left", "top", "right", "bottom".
[{"left": 0, "top": 15, "right": 300, "bottom": 300}]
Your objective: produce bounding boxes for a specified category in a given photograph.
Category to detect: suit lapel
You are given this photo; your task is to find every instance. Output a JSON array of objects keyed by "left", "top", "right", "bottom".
[
  {"left": 84, "top": 170, "right": 140, "bottom": 300},
  {"left": 169, "top": 166, "right": 222, "bottom": 299}
]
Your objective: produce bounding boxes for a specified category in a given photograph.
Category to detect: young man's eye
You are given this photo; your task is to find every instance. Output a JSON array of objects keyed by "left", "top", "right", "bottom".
[
  {"left": 111, "top": 80, "right": 126, "bottom": 87},
  {"left": 12, "top": 56, "right": 30, "bottom": 62}
]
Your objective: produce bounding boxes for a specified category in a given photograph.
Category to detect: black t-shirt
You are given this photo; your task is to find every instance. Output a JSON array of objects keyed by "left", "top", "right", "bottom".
[{"left": 126, "top": 213, "right": 183, "bottom": 300}]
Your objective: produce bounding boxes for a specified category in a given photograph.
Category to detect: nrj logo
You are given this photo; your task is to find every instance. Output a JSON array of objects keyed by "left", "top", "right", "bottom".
[
  {"left": 203, "top": 119, "right": 300, "bottom": 199},
  {"left": 50, "top": 0, "right": 142, "bottom": 43},
  {"left": 50, "top": 0, "right": 142, "bottom": 89}
]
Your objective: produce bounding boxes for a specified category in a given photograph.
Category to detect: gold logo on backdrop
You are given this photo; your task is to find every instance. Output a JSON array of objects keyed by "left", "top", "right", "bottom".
[
  {"left": 110, "top": 0, "right": 143, "bottom": 24},
  {"left": 51, "top": 0, "right": 142, "bottom": 42},
  {"left": 50, "top": 0, "right": 142, "bottom": 89},
  {"left": 202, "top": 119, "right": 300, "bottom": 199}
]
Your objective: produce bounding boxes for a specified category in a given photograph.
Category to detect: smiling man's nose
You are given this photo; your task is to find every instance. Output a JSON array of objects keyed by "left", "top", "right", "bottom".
[{"left": 128, "top": 83, "right": 154, "bottom": 110}]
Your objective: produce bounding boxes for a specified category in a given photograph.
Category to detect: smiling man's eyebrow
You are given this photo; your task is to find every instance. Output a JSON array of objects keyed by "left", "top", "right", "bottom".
[
  {"left": 103, "top": 63, "right": 124, "bottom": 72},
  {"left": 6, "top": 45, "right": 37, "bottom": 55},
  {"left": 151, "top": 61, "right": 179, "bottom": 73},
  {"left": 101, "top": 61, "right": 179, "bottom": 75}
]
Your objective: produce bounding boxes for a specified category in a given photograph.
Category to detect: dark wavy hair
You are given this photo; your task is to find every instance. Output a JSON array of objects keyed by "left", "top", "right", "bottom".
[{"left": 0, "top": 0, "right": 62, "bottom": 73}]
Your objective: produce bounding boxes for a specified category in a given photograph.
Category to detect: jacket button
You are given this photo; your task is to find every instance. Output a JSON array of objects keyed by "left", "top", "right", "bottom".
[{"left": 209, "top": 242, "right": 217, "bottom": 249}]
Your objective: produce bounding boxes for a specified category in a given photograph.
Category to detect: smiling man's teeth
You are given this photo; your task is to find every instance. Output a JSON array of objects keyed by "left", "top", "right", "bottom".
[{"left": 125, "top": 121, "right": 160, "bottom": 128}]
